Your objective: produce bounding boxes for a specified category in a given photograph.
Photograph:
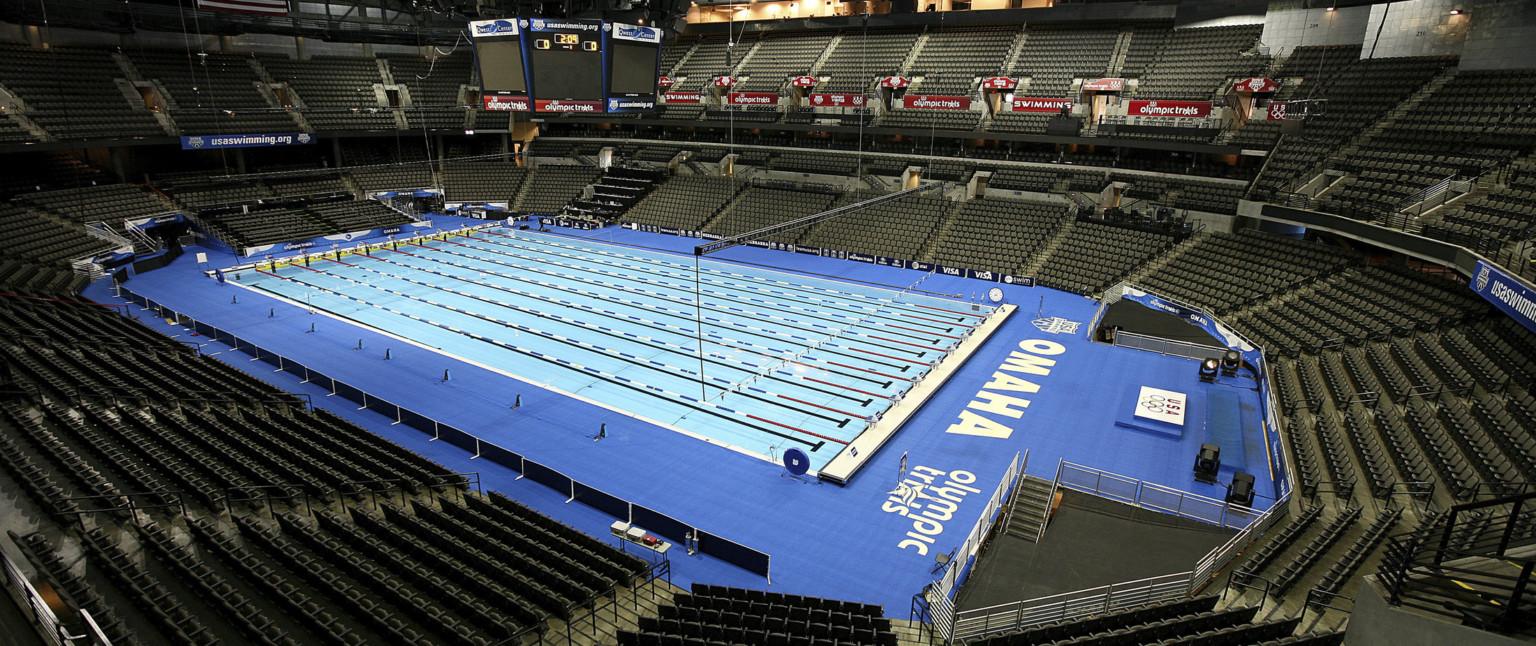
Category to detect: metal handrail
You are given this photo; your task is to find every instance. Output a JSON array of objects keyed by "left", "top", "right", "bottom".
[{"left": 952, "top": 571, "right": 1191, "bottom": 641}]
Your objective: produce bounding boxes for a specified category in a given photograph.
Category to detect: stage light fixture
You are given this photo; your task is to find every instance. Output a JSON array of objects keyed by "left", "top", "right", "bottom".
[
  {"left": 1227, "top": 472, "right": 1255, "bottom": 506},
  {"left": 1199, "top": 358, "right": 1218, "bottom": 383},
  {"left": 1194, "top": 443, "right": 1220, "bottom": 483},
  {"left": 1220, "top": 349, "right": 1240, "bottom": 377}
]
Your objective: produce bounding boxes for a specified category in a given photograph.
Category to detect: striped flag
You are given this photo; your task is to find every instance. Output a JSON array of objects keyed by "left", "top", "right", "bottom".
[{"left": 197, "top": 0, "right": 289, "bottom": 15}]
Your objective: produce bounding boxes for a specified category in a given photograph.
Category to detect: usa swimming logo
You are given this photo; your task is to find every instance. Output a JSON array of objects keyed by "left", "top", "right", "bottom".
[{"left": 1032, "top": 317, "right": 1080, "bottom": 335}]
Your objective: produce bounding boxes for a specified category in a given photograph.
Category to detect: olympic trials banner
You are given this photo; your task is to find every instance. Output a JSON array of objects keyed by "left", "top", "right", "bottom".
[
  {"left": 484, "top": 95, "right": 530, "bottom": 111},
  {"left": 1126, "top": 100, "right": 1211, "bottom": 118},
  {"left": 1471, "top": 260, "right": 1536, "bottom": 334},
  {"left": 181, "top": 133, "right": 315, "bottom": 150},
  {"left": 900, "top": 95, "right": 971, "bottom": 110},
  {"left": 727, "top": 92, "right": 779, "bottom": 106}
]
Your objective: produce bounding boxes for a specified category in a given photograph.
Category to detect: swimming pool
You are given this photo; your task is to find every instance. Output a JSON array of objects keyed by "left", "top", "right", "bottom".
[{"left": 234, "top": 228, "right": 992, "bottom": 470}]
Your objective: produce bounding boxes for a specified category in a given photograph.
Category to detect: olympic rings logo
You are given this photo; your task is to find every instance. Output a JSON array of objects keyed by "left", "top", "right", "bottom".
[{"left": 1139, "top": 394, "right": 1182, "bottom": 414}]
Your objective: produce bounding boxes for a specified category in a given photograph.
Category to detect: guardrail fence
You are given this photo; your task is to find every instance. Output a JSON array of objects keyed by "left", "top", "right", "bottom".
[
  {"left": 1055, "top": 460, "right": 1265, "bottom": 530},
  {"left": 952, "top": 572, "right": 1192, "bottom": 641},
  {"left": 1113, "top": 330, "right": 1228, "bottom": 361},
  {"left": 917, "top": 451, "right": 1025, "bottom": 644}
]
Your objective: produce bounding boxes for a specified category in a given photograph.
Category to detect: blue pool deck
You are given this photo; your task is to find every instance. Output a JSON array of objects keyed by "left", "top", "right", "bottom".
[
  {"left": 231, "top": 228, "right": 994, "bottom": 473},
  {"left": 91, "top": 220, "right": 1279, "bottom": 615}
]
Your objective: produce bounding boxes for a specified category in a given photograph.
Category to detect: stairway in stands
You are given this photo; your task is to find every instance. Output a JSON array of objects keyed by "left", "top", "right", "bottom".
[
  {"left": 562, "top": 166, "right": 668, "bottom": 222},
  {"left": 1019, "top": 217, "right": 1077, "bottom": 277},
  {"left": 1003, "top": 475, "right": 1056, "bottom": 543}
]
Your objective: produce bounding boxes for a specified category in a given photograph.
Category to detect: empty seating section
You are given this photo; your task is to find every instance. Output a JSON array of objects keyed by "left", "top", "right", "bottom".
[
  {"left": 988, "top": 110, "right": 1057, "bottom": 134},
  {"left": 340, "top": 139, "right": 431, "bottom": 167},
  {"left": 515, "top": 166, "right": 601, "bottom": 215},
  {"left": 162, "top": 178, "right": 267, "bottom": 209},
  {"left": 1008, "top": 26, "right": 1117, "bottom": 97},
  {"left": 384, "top": 52, "right": 474, "bottom": 129},
  {"left": 1254, "top": 266, "right": 1536, "bottom": 506},
  {"left": 1121, "top": 24, "right": 1170, "bottom": 79},
  {"left": 986, "top": 166, "right": 1058, "bottom": 192},
  {"left": 733, "top": 32, "right": 834, "bottom": 93},
  {"left": 1318, "top": 68, "right": 1536, "bottom": 220},
  {"left": 707, "top": 106, "right": 782, "bottom": 123},
  {"left": 8, "top": 161, "right": 102, "bottom": 198},
  {"left": 263, "top": 55, "right": 396, "bottom": 131},
  {"left": 267, "top": 175, "right": 349, "bottom": 198},
  {"left": 1232, "top": 265, "right": 1485, "bottom": 356},
  {"left": 667, "top": 34, "right": 753, "bottom": 92},
  {"left": 909, "top": 26, "right": 1016, "bottom": 80},
  {"left": 0, "top": 44, "right": 164, "bottom": 140},
  {"left": 797, "top": 190, "right": 951, "bottom": 260},
  {"left": 928, "top": 198, "right": 1068, "bottom": 274},
  {"left": 0, "top": 259, "right": 89, "bottom": 294},
  {"left": 818, "top": 30, "right": 918, "bottom": 93},
  {"left": 1129, "top": 25, "right": 1266, "bottom": 100},
  {"left": 305, "top": 200, "right": 412, "bottom": 232},
  {"left": 17, "top": 183, "right": 180, "bottom": 224},
  {"left": 705, "top": 185, "right": 839, "bottom": 240},
  {"left": 659, "top": 35, "right": 695, "bottom": 75},
  {"left": 766, "top": 150, "right": 860, "bottom": 176},
  {"left": 127, "top": 49, "right": 297, "bottom": 134},
  {"left": 193, "top": 207, "right": 322, "bottom": 248},
  {"left": 0, "top": 276, "right": 662, "bottom": 645},
  {"left": 1035, "top": 220, "right": 1174, "bottom": 295},
  {"left": 618, "top": 583, "right": 896, "bottom": 646},
  {"left": 877, "top": 107, "right": 980, "bottom": 131},
  {"left": 1167, "top": 180, "right": 1244, "bottom": 213},
  {"left": 620, "top": 175, "right": 744, "bottom": 230},
  {"left": 1429, "top": 156, "right": 1536, "bottom": 247},
  {"left": 1142, "top": 230, "right": 1357, "bottom": 315},
  {"left": 0, "top": 114, "right": 38, "bottom": 144},
  {"left": 1227, "top": 119, "right": 1283, "bottom": 149},
  {"left": 657, "top": 103, "right": 706, "bottom": 121},
  {"left": 0, "top": 203, "right": 117, "bottom": 265},
  {"left": 1250, "top": 55, "right": 1452, "bottom": 201},
  {"left": 442, "top": 161, "right": 528, "bottom": 203},
  {"left": 351, "top": 164, "right": 435, "bottom": 192}
]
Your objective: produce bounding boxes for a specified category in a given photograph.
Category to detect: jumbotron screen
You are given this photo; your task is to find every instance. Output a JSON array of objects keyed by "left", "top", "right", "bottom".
[
  {"left": 476, "top": 40, "right": 526, "bottom": 94},
  {"left": 604, "top": 22, "right": 662, "bottom": 113},
  {"left": 469, "top": 19, "right": 530, "bottom": 112}
]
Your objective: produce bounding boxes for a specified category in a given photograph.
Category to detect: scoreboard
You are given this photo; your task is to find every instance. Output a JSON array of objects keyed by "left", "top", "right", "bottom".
[
  {"left": 527, "top": 19, "right": 604, "bottom": 113},
  {"left": 470, "top": 18, "right": 661, "bottom": 116}
]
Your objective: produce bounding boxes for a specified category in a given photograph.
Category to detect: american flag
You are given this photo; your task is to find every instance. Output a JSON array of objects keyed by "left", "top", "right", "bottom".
[{"left": 197, "top": 0, "right": 289, "bottom": 15}]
